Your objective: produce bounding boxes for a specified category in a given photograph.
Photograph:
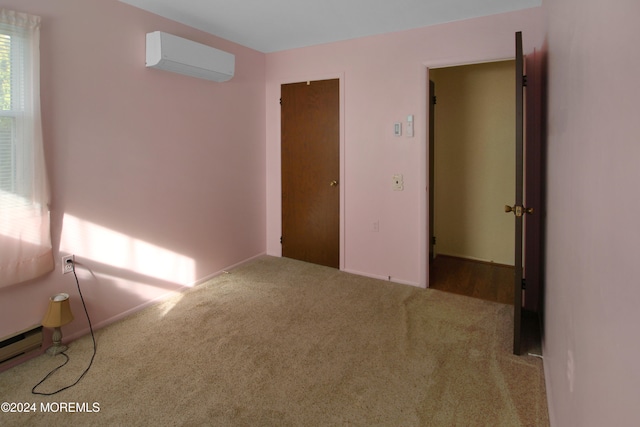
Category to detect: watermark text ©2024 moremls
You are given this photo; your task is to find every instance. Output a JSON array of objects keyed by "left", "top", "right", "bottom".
[{"left": 2, "top": 401, "right": 100, "bottom": 413}]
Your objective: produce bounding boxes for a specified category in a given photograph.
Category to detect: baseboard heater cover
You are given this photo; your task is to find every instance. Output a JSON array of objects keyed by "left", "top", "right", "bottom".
[{"left": 0, "top": 326, "right": 43, "bottom": 365}]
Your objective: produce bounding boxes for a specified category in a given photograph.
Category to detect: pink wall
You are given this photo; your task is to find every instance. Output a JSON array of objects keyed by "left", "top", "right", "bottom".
[
  {"left": 265, "top": 8, "right": 544, "bottom": 287},
  {"left": 0, "top": 0, "right": 266, "bottom": 356},
  {"left": 543, "top": 0, "right": 640, "bottom": 425},
  {"left": 5, "top": 1, "right": 636, "bottom": 423}
]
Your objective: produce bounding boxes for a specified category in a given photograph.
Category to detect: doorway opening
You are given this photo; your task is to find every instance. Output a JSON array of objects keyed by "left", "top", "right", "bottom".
[{"left": 428, "top": 60, "right": 516, "bottom": 305}]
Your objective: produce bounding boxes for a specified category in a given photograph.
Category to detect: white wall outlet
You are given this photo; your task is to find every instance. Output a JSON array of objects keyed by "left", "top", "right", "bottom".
[
  {"left": 394, "top": 122, "right": 402, "bottom": 136},
  {"left": 62, "top": 255, "right": 74, "bottom": 274},
  {"left": 393, "top": 174, "right": 404, "bottom": 191},
  {"left": 372, "top": 221, "right": 379, "bottom": 232}
]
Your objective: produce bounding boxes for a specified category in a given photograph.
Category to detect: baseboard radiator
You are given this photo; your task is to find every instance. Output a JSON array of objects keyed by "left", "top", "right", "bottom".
[{"left": 0, "top": 326, "right": 43, "bottom": 366}]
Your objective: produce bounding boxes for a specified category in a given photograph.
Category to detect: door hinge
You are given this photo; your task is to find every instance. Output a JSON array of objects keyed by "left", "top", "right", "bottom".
[
  {"left": 521, "top": 278, "right": 526, "bottom": 290},
  {"left": 279, "top": 98, "right": 282, "bottom": 105},
  {"left": 432, "top": 236, "right": 436, "bottom": 245},
  {"left": 522, "top": 75, "right": 528, "bottom": 87},
  {"left": 280, "top": 236, "right": 283, "bottom": 244},
  {"left": 432, "top": 95, "right": 437, "bottom": 105}
]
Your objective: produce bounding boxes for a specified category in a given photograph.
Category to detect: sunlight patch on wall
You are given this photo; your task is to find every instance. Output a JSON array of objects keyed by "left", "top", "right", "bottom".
[{"left": 60, "top": 214, "right": 196, "bottom": 285}]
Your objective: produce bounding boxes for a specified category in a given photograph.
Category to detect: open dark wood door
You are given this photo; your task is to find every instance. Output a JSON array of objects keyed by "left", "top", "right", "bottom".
[
  {"left": 281, "top": 79, "right": 340, "bottom": 268},
  {"left": 507, "top": 31, "right": 534, "bottom": 355},
  {"left": 429, "top": 80, "right": 436, "bottom": 262}
]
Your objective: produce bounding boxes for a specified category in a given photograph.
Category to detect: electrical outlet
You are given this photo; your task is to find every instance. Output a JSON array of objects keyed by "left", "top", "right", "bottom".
[
  {"left": 392, "top": 174, "right": 404, "bottom": 191},
  {"left": 62, "top": 255, "right": 74, "bottom": 274}
]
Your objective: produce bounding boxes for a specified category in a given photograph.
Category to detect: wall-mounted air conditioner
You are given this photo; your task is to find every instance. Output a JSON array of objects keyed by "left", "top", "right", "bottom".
[{"left": 145, "top": 31, "right": 235, "bottom": 82}]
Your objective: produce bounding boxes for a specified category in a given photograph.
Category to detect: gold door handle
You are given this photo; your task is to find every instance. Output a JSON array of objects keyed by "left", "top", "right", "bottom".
[
  {"left": 330, "top": 180, "right": 338, "bottom": 187},
  {"left": 505, "top": 205, "right": 534, "bottom": 217}
]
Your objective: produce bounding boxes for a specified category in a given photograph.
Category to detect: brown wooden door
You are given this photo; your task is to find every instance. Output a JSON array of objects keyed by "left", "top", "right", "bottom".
[
  {"left": 513, "top": 32, "right": 545, "bottom": 356},
  {"left": 281, "top": 79, "right": 340, "bottom": 268},
  {"left": 429, "top": 80, "right": 436, "bottom": 262},
  {"left": 510, "top": 31, "right": 534, "bottom": 355}
]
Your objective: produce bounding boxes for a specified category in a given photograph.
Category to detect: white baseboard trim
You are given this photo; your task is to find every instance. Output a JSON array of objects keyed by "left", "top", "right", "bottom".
[
  {"left": 64, "top": 252, "right": 267, "bottom": 343},
  {"left": 342, "top": 268, "right": 422, "bottom": 288}
]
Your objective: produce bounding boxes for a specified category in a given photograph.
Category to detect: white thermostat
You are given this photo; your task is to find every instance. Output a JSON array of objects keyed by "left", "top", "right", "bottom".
[{"left": 406, "top": 115, "right": 414, "bottom": 137}]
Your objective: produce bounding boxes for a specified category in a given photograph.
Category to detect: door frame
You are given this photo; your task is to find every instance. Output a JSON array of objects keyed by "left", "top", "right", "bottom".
[
  {"left": 276, "top": 72, "right": 346, "bottom": 270},
  {"left": 423, "top": 57, "right": 514, "bottom": 288}
]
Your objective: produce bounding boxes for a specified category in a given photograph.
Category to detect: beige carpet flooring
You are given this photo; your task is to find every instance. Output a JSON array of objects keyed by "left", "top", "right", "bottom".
[{"left": 0, "top": 256, "right": 549, "bottom": 426}]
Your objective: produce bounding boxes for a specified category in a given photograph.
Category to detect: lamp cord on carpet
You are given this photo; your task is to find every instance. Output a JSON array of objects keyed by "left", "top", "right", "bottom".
[{"left": 32, "top": 262, "right": 97, "bottom": 396}]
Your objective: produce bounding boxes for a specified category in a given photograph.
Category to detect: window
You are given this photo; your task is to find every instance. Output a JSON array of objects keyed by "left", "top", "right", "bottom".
[
  {"left": 1, "top": 27, "right": 30, "bottom": 203},
  {"left": 0, "top": 9, "right": 53, "bottom": 287}
]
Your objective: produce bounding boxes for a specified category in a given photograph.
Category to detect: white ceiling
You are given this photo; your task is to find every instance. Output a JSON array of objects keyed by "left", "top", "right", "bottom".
[{"left": 120, "top": 0, "right": 541, "bottom": 53}]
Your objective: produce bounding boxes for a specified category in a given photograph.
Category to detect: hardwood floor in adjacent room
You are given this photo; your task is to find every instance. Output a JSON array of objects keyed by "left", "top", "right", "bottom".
[{"left": 429, "top": 255, "right": 514, "bottom": 305}]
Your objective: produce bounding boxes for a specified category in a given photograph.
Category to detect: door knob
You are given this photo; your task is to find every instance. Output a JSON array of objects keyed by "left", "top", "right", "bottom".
[
  {"left": 505, "top": 204, "right": 533, "bottom": 217},
  {"left": 330, "top": 180, "right": 338, "bottom": 187}
]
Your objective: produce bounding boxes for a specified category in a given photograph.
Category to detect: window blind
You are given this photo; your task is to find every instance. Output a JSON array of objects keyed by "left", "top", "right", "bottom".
[{"left": 0, "top": 9, "right": 53, "bottom": 287}]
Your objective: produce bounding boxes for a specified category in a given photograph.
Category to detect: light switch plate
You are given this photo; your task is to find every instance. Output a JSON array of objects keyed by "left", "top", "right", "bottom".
[{"left": 394, "top": 122, "right": 402, "bottom": 136}]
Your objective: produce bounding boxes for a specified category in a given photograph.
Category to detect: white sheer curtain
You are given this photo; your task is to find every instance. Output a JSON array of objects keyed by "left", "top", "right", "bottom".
[{"left": 0, "top": 9, "right": 53, "bottom": 287}]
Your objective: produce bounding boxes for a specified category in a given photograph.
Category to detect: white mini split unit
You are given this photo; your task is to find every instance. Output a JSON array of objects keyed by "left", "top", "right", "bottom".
[{"left": 145, "top": 31, "right": 235, "bottom": 82}]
